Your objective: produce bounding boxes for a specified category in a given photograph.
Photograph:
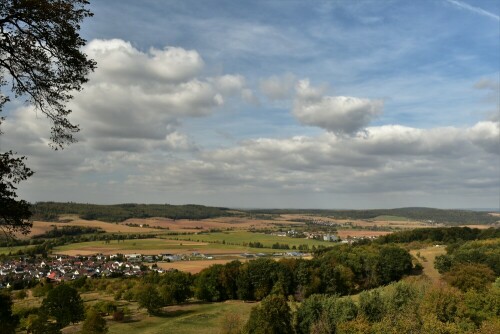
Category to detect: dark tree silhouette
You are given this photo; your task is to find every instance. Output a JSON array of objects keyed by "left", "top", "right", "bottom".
[{"left": 0, "top": 0, "right": 95, "bottom": 237}]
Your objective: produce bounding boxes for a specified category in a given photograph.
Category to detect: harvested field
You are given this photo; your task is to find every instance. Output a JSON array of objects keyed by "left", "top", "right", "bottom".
[
  {"left": 275, "top": 214, "right": 430, "bottom": 229},
  {"left": 52, "top": 238, "right": 279, "bottom": 256},
  {"left": 120, "top": 216, "right": 301, "bottom": 233},
  {"left": 28, "top": 220, "right": 158, "bottom": 237},
  {"left": 336, "top": 230, "right": 392, "bottom": 238},
  {"left": 156, "top": 259, "right": 245, "bottom": 273}
]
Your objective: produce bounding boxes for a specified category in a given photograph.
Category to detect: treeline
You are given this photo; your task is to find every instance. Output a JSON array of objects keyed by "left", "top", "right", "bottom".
[
  {"left": 32, "top": 226, "right": 103, "bottom": 239},
  {"left": 435, "top": 239, "right": 500, "bottom": 277},
  {"left": 30, "top": 202, "right": 232, "bottom": 222},
  {"left": 244, "top": 278, "right": 500, "bottom": 334},
  {"left": 0, "top": 233, "right": 156, "bottom": 259},
  {"left": 194, "top": 243, "right": 413, "bottom": 302},
  {"left": 248, "top": 207, "right": 499, "bottom": 225},
  {"left": 376, "top": 226, "right": 500, "bottom": 244}
]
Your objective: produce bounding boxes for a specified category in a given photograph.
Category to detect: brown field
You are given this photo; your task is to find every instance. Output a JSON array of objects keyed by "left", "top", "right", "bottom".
[
  {"left": 275, "top": 214, "right": 430, "bottom": 229},
  {"left": 27, "top": 220, "right": 158, "bottom": 237},
  {"left": 156, "top": 259, "right": 245, "bottom": 273},
  {"left": 458, "top": 224, "right": 494, "bottom": 229},
  {"left": 120, "top": 216, "right": 302, "bottom": 233},
  {"left": 336, "top": 230, "right": 392, "bottom": 238}
]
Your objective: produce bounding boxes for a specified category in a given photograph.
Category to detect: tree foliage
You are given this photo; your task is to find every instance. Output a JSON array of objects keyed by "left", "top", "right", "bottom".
[
  {"left": 244, "top": 295, "right": 293, "bottom": 334},
  {"left": 0, "top": 0, "right": 95, "bottom": 237},
  {"left": 81, "top": 309, "right": 108, "bottom": 334},
  {"left": 135, "top": 283, "right": 163, "bottom": 315},
  {"left": 0, "top": 150, "right": 33, "bottom": 237},
  {"left": 0, "top": 0, "right": 96, "bottom": 146},
  {"left": 41, "top": 284, "right": 85, "bottom": 328},
  {"left": 0, "top": 291, "right": 19, "bottom": 334}
]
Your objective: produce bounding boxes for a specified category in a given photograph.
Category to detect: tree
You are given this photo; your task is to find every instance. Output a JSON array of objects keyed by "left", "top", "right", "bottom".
[
  {"left": 0, "top": 291, "right": 19, "bottom": 334},
  {"left": 81, "top": 309, "right": 108, "bottom": 334},
  {"left": 135, "top": 283, "right": 163, "bottom": 315},
  {"left": 443, "top": 263, "right": 496, "bottom": 292},
  {"left": 41, "top": 284, "right": 85, "bottom": 328},
  {"left": 244, "top": 295, "right": 293, "bottom": 334},
  {"left": 0, "top": 0, "right": 95, "bottom": 237},
  {"left": 159, "top": 270, "right": 193, "bottom": 305}
]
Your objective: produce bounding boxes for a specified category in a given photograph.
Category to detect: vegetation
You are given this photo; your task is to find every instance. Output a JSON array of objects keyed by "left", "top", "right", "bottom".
[
  {"left": 377, "top": 226, "right": 500, "bottom": 244},
  {"left": 0, "top": 291, "right": 19, "bottom": 334},
  {"left": 249, "top": 207, "right": 499, "bottom": 225},
  {"left": 81, "top": 309, "right": 108, "bottom": 334},
  {"left": 32, "top": 202, "right": 233, "bottom": 222},
  {"left": 32, "top": 225, "right": 103, "bottom": 239},
  {"left": 41, "top": 284, "right": 85, "bottom": 328},
  {"left": 0, "top": 0, "right": 95, "bottom": 237}
]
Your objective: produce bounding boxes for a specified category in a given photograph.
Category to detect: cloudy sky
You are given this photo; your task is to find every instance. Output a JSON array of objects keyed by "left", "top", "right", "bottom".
[{"left": 3, "top": 0, "right": 499, "bottom": 209}]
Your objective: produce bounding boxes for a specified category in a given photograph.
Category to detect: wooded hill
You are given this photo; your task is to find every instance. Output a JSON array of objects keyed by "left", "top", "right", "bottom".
[
  {"left": 248, "top": 207, "right": 499, "bottom": 225},
  {"left": 29, "top": 203, "right": 499, "bottom": 225},
  {"left": 31, "top": 202, "right": 232, "bottom": 222}
]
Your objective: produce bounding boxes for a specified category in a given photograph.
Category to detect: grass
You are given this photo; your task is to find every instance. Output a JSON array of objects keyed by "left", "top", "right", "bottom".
[
  {"left": 0, "top": 245, "right": 35, "bottom": 255},
  {"left": 373, "top": 215, "right": 409, "bottom": 221},
  {"left": 167, "top": 231, "right": 335, "bottom": 249},
  {"left": 410, "top": 245, "right": 446, "bottom": 283},
  {"left": 54, "top": 238, "right": 247, "bottom": 254},
  {"left": 106, "top": 301, "right": 255, "bottom": 334},
  {"left": 53, "top": 236, "right": 310, "bottom": 256}
]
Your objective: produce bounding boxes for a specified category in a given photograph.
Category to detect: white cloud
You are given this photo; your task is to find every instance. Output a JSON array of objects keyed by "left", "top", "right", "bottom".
[
  {"left": 62, "top": 39, "right": 249, "bottom": 150},
  {"left": 293, "top": 79, "right": 383, "bottom": 135},
  {"left": 445, "top": 0, "right": 500, "bottom": 22},
  {"left": 124, "top": 122, "right": 499, "bottom": 200}
]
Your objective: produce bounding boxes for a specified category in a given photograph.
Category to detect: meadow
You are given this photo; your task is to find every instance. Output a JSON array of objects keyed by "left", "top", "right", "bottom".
[{"left": 165, "top": 230, "right": 335, "bottom": 249}]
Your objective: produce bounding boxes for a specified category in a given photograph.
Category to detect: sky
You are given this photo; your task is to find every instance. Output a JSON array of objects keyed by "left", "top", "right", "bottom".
[{"left": 2, "top": 0, "right": 499, "bottom": 209}]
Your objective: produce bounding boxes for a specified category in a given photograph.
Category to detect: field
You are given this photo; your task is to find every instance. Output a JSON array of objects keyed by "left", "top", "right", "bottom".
[
  {"left": 53, "top": 238, "right": 255, "bottom": 256},
  {"left": 120, "top": 216, "right": 301, "bottom": 233},
  {"left": 168, "top": 231, "right": 335, "bottom": 248},
  {"left": 410, "top": 245, "right": 446, "bottom": 283},
  {"left": 19, "top": 291, "right": 256, "bottom": 334},
  {"left": 0, "top": 245, "right": 35, "bottom": 255},
  {"left": 156, "top": 259, "right": 247, "bottom": 273},
  {"left": 105, "top": 301, "right": 255, "bottom": 334},
  {"left": 27, "top": 220, "right": 159, "bottom": 237}
]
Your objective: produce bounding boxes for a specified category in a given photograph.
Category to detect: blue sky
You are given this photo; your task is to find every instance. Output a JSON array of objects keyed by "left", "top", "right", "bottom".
[{"left": 5, "top": 0, "right": 499, "bottom": 209}]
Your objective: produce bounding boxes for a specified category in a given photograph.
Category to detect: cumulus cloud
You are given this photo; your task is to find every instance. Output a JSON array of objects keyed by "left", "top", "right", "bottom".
[
  {"left": 125, "top": 121, "right": 499, "bottom": 201},
  {"left": 293, "top": 79, "right": 383, "bottom": 135},
  {"left": 70, "top": 39, "right": 247, "bottom": 147}
]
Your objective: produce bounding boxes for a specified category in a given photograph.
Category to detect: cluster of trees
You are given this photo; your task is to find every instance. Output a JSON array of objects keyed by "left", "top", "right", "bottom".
[
  {"left": 31, "top": 202, "right": 232, "bottom": 222},
  {"left": 128, "top": 271, "right": 193, "bottom": 315},
  {"left": 4, "top": 281, "right": 113, "bottom": 334},
  {"left": 376, "top": 226, "right": 500, "bottom": 244},
  {"left": 249, "top": 208, "right": 498, "bottom": 225},
  {"left": 32, "top": 226, "right": 103, "bottom": 239},
  {"left": 435, "top": 239, "right": 499, "bottom": 291},
  {"left": 242, "top": 278, "right": 500, "bottom": 334},
  {"left": 3, "top": 284, "right": 85, "bottom": 334},
  {"left": 2, "top": 232, "right": 156, "bottom": 258},
  {"left": 195, "top": 244, "right": 413, "bottom": 302}
]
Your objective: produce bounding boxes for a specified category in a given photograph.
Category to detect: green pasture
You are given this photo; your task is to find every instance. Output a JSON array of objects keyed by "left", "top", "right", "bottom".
[
  {"left": 373, "top": 215, "right": 409, "bottom": 221},
  {"left": 53, "top": 238, "right": 281, "bottom": 254},
  {"left": 107, "top": 301, "right": 255, "bottom": 334},
  {"left": 0, "top": 245, "right": 35, "bottom": 255},
  {"left": 167, "top": 231, "right": 335, "bottom": 249}
]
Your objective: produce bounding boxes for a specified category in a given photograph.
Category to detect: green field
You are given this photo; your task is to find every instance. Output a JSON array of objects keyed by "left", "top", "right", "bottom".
[
  {"left": 106, "top": 301, "right": 255, "bottom": 334},
  {"left": 373, "top": 215, "right": 409, "bottom": 221},
  {"left": 0, "top": 245, "right": 35, "bottom": 255},
  {"left": 53, "top": 238, "right": 263, "bottom": 254},
  {"left": 167, "top": 231, "right": 335, "bottom": 249}
]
